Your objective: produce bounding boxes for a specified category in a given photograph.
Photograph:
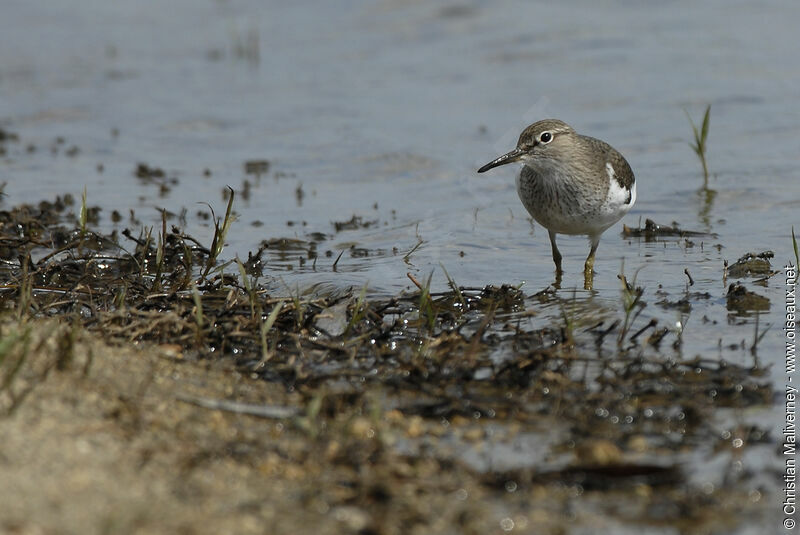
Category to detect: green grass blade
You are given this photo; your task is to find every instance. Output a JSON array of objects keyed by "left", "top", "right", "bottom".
[
  {"left": 345, "top": 283, "right": 369, "bottom": 335},
  {"left": 190, "top": 282, "right": 204, "bottom": 329},
  {"left": 259, "top": 300, "right": 284, "bottom": 363},
  {"left": 700, "top": 104, "right": 711, "bottom": 145}
]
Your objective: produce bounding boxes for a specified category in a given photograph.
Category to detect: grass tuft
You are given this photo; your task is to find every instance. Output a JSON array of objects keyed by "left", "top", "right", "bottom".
[
  {"left": 617, "top": 264, "right": 645, "bottom": 346},
  {"left": 686, "top": 105, "right": 711, "bottom": 187},
  {"left": 79, "top": 186, "right": 88, "bottom": 239},
  {"left": 258, "top": 301, "right": 284, "bottom": 365},
  {"left": 190, "top": 282, "right": 204, "bottom": 339},
  {"left": 152, "top": 210, "right": 167, "bottom": 292},
  {"left": 202, "top": 186, "right": 236, "bottom": 279},
  {"left": 440, "top": 263, "right": 465, "bottom": 311},
  {"left": 345, "top": 283, "right": 369, "bottom": 335},
  {"left": 419, "top": 271, "right": 436, "bottom": 331},
  {"left": 236, "top": 258, "right": 259, "bottom": 319}
]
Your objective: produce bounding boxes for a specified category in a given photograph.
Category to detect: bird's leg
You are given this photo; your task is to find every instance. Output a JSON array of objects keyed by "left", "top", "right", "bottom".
[
  {"left": 583, "top": 236, "right": 600, "bottom": 289},
  {"left": 548, "top": 230, "right": 563, "bottom": 274}
]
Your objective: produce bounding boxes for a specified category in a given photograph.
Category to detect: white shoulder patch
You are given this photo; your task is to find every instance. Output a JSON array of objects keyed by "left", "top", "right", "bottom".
[
  {"left": 604, "top": 161, "right": 631, "bottom": 207},
  {"left": 594, "top": 161, "right": 635, "bottom": 230}
]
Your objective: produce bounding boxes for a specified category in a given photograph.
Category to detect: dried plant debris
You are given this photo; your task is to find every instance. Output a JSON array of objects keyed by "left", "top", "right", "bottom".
[
  {"left": 243, "top": 159, "right": 270, "bottom": 176},
  {"left": 248, "top": 234, "right": 329, "bottom": 272},
  {"left": 656, "top": 291, "right": 711, "bottom": 313},
  {"left": 332, "top": 215, "right": 378, "bottom": 232},
  {"left": 727, "top": 251, "right": 774, "bottom": 278},
  {"left": 0, "top": 128, "right": 20, "bottom": 144},
  {"left": 0, "top": 128, "right": 20, "bottom": 157},
  {"left": 134, "top": 163, "right": 179, "bottom": 194},
  {"left": 726, "top": 283, "right": 770, "bottom": 313},
  {"left": 135, "top": 162, "right": 166, "bottom": 179},
  {"left": 623, "top": 218, "right": 714, "bottom": 240},
  {"left": 0, "top": 194, "right": 776, "bottom": 534}
]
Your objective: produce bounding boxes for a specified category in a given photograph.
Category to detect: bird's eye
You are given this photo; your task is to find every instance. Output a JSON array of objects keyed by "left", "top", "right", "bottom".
[{"left": 539, "top": 132, "right": 553, "bottom": 144}]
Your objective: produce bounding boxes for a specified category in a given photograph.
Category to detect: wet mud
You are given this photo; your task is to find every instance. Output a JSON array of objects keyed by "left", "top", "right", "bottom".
[{"left": 0, "top": 190, "right": 775, "bottom": 534}]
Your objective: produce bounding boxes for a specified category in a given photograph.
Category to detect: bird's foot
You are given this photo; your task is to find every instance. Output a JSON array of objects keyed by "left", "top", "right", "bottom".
[{"left": 583, "top": 272, "right": 594, "bottom": 290}]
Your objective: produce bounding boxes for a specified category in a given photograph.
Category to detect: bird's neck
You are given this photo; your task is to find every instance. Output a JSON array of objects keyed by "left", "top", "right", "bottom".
[{"left": 522, "top": 159, "right": 574, "bottom": 182}]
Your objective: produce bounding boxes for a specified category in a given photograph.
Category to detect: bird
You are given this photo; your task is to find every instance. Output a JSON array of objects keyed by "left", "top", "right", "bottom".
[{"left": 477, "top": 119, "right": 636, "bottom": 288}]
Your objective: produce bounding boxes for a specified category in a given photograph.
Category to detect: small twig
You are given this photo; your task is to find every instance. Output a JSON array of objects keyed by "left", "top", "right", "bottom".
[
  {"left": 440, "top": 263, "right": 466, "bottom": 309},
  {"left": 684, "top": 268, "right": 695, "bottom": 286},
  {"left": 332, "top": 249, "right": 345, "bottom": 271},
  {"left": 407, "top": 272, "right": 424, "bottom": 290},
  {"left": 630, "top": 318, "right": 658, "bottom": 342},
  {"left": 793, "top": 226, "right": 800, "bottom": 269},
  {"left": 176, "top": 394, "right": 300, "bottom": 419},
  {"left": 403, "top": 239, "right": 424, "bottom": 263}
]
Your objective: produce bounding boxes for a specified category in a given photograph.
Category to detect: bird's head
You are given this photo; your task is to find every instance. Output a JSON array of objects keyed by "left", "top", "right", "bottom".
[{"left": 477, "top": 119, "right": 576, "bottom": 173}]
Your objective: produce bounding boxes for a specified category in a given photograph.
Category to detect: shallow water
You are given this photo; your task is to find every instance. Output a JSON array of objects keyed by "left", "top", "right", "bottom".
[
  {"left": 2, "top": 2, "right": 793, "bottom": 369},
  {"left": 1, "top": 1, "right": 797, "bottom": 531}
]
